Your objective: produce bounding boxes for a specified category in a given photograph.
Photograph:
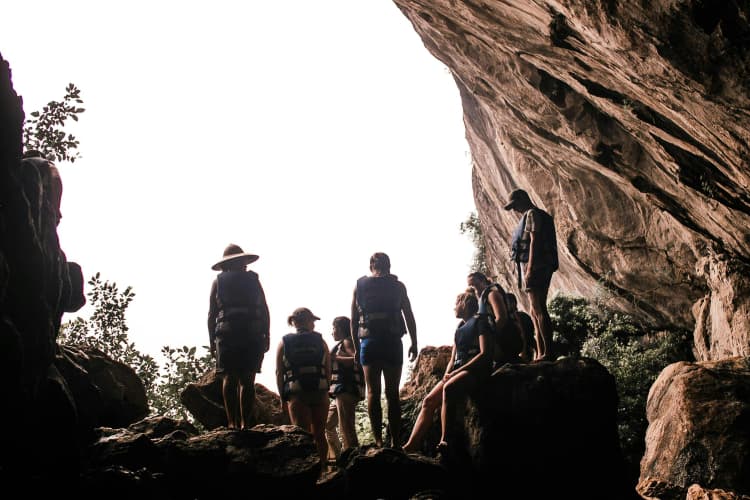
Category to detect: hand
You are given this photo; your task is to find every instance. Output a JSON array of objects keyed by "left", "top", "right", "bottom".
[
  {"left": 210, "top": 347, "right": 216, "bottom": 359},
  {"left": 408, "top": 343, "right": 418, "bottom": 362}
]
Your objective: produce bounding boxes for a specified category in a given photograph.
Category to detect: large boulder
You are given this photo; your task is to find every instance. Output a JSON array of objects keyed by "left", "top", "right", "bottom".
[
  {"left": 638, "top": 357, "right": 750, "bottom": 499},
  {"left": 180, "top": 368, "right": 289, "bottom": 429}
]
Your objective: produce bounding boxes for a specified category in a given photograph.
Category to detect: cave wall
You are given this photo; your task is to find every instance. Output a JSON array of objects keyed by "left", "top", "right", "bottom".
[
  {"left": 0, "top": 53, "right": 78, "bottom": 475},
  {"left": 393, "top": 0, "right": 750, "bottom": 360}
]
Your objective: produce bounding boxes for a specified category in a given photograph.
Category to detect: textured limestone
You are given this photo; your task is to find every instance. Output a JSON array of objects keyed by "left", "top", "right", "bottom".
[{"left": 393, "top": 0, "right": 750, "bottom": 359}]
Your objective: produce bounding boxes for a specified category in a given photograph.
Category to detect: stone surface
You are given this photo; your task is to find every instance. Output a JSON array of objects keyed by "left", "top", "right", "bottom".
[
  {"left": 638, "top": 357, "right": 750, "bottom": 499},
  {"left": 393, "top": 0, "right": 750, "bottom": 360}
]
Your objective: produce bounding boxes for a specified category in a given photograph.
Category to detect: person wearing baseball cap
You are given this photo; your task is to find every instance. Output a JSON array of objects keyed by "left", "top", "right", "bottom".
[
  {"left": 276, "top": 306, "right": 331, "bottom": 476},
  {"left": 505, "top": 189, "right": 559, "bottom": 362}
]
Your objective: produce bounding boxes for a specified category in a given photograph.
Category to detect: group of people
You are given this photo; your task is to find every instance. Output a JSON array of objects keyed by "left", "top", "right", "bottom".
[
  {"left": 206, "top": 188, "right": 558, "bottom": 467},
  {"left": 207, "top": 248, "right": 417, "bottom": 470}
]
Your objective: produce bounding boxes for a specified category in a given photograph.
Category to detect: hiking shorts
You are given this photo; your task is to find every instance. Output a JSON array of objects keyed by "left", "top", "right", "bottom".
[
  {"left": 359, "top": 337, "right": 403, "bottom": 367},
  {"left": 215, "top": 335, "right": 264, "bottom": 376},
  {"left": 523, "top": 266, "right": 554, "bottom": 292}
]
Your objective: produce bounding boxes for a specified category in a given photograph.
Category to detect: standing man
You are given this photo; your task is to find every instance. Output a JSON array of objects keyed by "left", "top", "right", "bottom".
[
  {"left": 505, "top": 189, "right": 559, "bottom": 361},
  {"left": 351, "top": 252, "right": 417, "bottom": 448},
  {"left": 208, "top": 244, "right": 270, "bottom": 430}
]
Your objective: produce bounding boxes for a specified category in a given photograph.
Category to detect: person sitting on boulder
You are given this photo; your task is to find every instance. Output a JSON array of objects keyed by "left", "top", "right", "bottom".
[{"left": 402, "top": 289, "right": 492, "bottom": 455}]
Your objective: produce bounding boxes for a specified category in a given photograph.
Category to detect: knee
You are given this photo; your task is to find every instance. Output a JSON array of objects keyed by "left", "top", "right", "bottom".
[{"left": 421, "top": 395, "right": 439, "bottom": 413}]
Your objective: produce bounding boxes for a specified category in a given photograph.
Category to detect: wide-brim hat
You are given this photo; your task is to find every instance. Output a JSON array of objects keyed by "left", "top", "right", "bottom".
[
  {"left": 212, "top": 244, "right": 259, "bottom": 271},
  {"left": 503, "top": 188, "right": 531, "bottom": 210}
]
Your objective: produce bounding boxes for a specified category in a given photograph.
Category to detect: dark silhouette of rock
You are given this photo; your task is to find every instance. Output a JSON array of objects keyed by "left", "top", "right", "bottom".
[{"left": 180, "top": 368, "right": 290, "bottom": 429}]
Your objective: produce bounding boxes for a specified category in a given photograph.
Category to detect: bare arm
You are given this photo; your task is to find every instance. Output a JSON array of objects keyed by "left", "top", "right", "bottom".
[
  {"left": 350, "top": 288, "right": 361, "bottom": 363},
  {"left": 400, "top": 283, "right": 418, "bottom": 362},
  {"left": 207, "top": 280, "right": 218, "bottom": 356},
  {"left": 488, "top": 288, "right": 509, "bottom": 331},
  {"left": 275, "top": 341, "right": 285, "bottom": 403},
  {"left": 335, "top": 338, "right": 357, "bottom": 367},
  {"left": 256, "top": 280, "right": 271, "bottom": 352},
  {"left": 323, "top": 341, "right": 332, "bottom": 386},
  {"left": 444, "top": 344, "right": 457, "bottom": 378},
  {"left": 526, "top": 210, "right": 540, "bottom": 279}
]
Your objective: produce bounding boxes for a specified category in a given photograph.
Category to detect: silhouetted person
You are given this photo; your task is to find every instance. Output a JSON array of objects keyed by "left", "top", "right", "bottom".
[
  {"left": 505, "top": 189, "right": 558, "bottom": 361},
  {"left": 276, "top": 307, "right": 331, "bottom": 475},
  {"left": 351, "top": 252, "right": 417, "bottom": 448},
  {"left": 325, "top": 316, "right": 364, "bottom": 462},
  {"left": 402, "top": 289, "right": 492, "bottom": 455},
  {"left": 208, "top": 244, "right": 270, "bottom": 429}
]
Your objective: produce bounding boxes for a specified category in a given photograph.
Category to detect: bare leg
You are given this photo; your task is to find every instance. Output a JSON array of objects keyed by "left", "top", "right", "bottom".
[
  {"left": 440, "top": 371, "right": 474, "bottom": 444},
  {"left": 383, "top": 364, "right": 403, "bottom": 448},
  {"left": 222, "top": 373, "right": 240, "bottom": 429},
  {"left": 528, "top": 285, "right": 552, "bottom": 360},
  {"left": 239, "top": 374, "right": 256, "bottom": 430},
  {"left": 309, "top": 393, "right": 332, "bottom": 475},
  {"left": 402, "top": 380, "right": 444, "bottom": 453},
  {"left": 363, "top": 364, "right": 384, "bottom": 447},
  {"left": 336, "top": 393, "right": 360, "bottom": 449},
  {"left": 325, "top": 400, "right": 341, "bottom": 461}
]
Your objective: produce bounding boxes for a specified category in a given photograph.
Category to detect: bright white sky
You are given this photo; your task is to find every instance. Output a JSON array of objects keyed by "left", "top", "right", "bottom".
[{"left": 3, "top": 1, "right": 476, "bottom": 390}]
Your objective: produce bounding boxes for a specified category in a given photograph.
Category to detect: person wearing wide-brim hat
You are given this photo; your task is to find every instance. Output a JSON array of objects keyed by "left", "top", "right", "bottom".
[{"left": 207, "top": 243, "right": 270, "bottom": 430}]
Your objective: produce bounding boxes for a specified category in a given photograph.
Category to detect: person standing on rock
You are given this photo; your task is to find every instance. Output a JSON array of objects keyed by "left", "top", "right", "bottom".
[
  {"left": 351, "top": 252, "right": 417, "bottom": 448},
  {"left": 208, "top": 244, "right": 270, "bottom": 430},
  {"left": 505, "top": 188, "right": 559, "bottom": 361},
  {"left": 276, "top": 307, "right": 331, "bottom": 471},
  {"left": 325, "top": 316, "right": 364, "bottom": 463},
  {"left": 402, "top": 289, "right": 492, "bottom": 455}
]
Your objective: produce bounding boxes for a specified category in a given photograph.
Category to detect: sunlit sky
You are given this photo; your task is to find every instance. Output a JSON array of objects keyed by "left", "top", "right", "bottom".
[{"left": 3, "top": 1, "right": 476, "bottom": 390}]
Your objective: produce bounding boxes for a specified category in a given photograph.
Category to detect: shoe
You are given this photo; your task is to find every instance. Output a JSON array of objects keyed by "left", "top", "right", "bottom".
[{"left": 434, "top": 441, "right": 448, "bottom": 456}]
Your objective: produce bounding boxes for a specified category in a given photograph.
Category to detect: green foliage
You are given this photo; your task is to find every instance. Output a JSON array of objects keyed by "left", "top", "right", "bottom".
[
  {"left": 460, "top": 211, "right": 488, "bottom": 274},
  {"left": 550, "top": 293, "right": 692, "bottom": 480},
  {"left": 60, "top": 273, "right": 212, "bottom": 424},
  {"left": 60, "top": 273, "right": 159, "bottom": 393},
  {"left": 151, "top": 345, "right": 213, "bottom": 421},
  {"left": 22, "top": 83, "right": 85, "bottom": 163}
]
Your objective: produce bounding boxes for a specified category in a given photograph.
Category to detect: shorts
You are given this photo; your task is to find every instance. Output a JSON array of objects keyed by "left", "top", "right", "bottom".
[
  {"left": 523, "top": 266, "right": 554, "bottom": 291},
  {"left": 359, "top": 337, "right": 403, "bottom": 367},
  {"left": 215, "top": 336, "right": 264, "bottom": 376}
]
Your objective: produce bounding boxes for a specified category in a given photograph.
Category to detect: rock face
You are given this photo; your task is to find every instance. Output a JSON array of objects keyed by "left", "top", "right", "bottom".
[
  {"left": 393, "top": 0, "right": 750, "bottom": 360},
  {"left": 180, "top": 369, "right": 290, "bottom": 429},
  {"left": 638, "top": 357, "right": 750, "bottom": 499}
]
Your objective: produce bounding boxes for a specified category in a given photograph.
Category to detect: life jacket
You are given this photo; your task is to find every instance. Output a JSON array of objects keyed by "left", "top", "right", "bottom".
[
  {"left": 329, "top": 340, "right": 365, "bottom": 400},
  {"left": 478, "top": 283, "right": 502, "bottom": 328},
  {"left": 355, "top": 275, "right": 405, "bottom": 339},
  {"left": 513, "top": 208, "right": 558, "bottom": 271},
  {"left": 453, "top": 316, "right": 481, "bottom": 369},
  {"left": 281, "top": 331, "right": 328, "bottom": 400},
  {"left": 214, "top": 270, "right": 265, "bottom": 339},
  {"left": 479, "top": 284, "right": 523, "bottom": 362}
]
